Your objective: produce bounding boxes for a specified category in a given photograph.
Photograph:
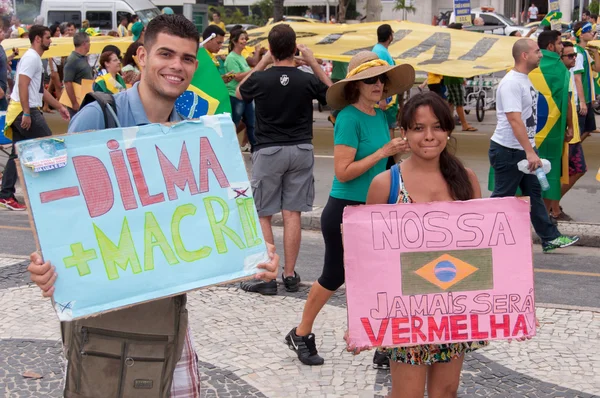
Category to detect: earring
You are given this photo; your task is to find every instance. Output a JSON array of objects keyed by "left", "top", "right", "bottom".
[
  {"left": 403, "top": 137, "right": 407, "bottom": 141},
  {"left": 447, "top": 136, "right": 450, "bottom": 141}
]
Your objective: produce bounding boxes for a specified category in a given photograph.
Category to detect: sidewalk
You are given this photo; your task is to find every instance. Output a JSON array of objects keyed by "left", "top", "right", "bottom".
[{"left": 0, "top": 256, "right": 599, "bottom": 397}]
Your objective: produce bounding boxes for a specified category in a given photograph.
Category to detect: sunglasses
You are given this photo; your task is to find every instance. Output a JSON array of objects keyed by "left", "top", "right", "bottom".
[
  {"left": 361, "top": 74, "right": 388, "bottom": 85},
  {"left": 561, "top": 53, "right": 577, "bottom": 59}
]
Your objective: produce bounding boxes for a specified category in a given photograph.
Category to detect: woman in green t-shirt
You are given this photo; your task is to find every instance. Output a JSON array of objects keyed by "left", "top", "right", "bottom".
[
  {"left": 284, "top": 51, "right": 415, "bottom": 366},
  {"left": 225, "top": 29, "right": 255, "bottom": 150}
]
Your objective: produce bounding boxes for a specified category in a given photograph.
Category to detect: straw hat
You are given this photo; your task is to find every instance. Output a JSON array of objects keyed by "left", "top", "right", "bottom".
[{"left": 326, "top": 51, "right": 415, "bottom": 110}]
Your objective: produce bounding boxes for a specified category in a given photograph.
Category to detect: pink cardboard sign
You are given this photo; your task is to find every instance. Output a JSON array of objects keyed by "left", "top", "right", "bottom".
[{"left": 342, "top": 197, "right": 535, "bottom": 348}]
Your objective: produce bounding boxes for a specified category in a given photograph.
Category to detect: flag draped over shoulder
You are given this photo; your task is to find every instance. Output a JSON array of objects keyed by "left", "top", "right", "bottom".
[
  {"left": 175, "top": 48, "right": 232, "bottom": 119},
  {"left": 530, "top": 49, "right": 570, "bottom": 200}
]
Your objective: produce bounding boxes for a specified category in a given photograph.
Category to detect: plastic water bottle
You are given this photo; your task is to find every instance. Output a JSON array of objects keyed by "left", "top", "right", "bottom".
[{"left": 535, "top": 168, "right": 550, "bottom": 191}]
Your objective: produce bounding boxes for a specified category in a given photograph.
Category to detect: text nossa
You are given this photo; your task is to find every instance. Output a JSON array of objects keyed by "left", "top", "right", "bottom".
[
  {"left": 371, "top": 210, "right": 517, "bottom": 250},
  {"left": 72, "top": 137, "right": 230, "bottom": 218}
]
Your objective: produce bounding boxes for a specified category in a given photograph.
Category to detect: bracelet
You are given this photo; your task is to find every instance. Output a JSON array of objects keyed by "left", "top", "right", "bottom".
[{"left": 23, "top": 113, "right": 30, "bottom": 117}]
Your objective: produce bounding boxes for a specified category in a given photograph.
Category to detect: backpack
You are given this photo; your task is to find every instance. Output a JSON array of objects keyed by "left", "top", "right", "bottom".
[
  {"left": 62, "top": 93, "right": 189, "bottom": 398},
  {"left": 80, "top": 92, "right": 121, "bottom": 129}
]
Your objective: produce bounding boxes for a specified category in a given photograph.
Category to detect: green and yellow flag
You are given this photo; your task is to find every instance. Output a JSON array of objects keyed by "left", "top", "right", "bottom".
[
  {"left": 175, "top": 48, "right": 231, "bottom": 119},
  {"left": 530, "top": 49, "right": 570, "bottom": 200},
  {"left": 175, "top": 48, "right": 232, "bottom": 118},
  {"left": 488, "top": 50, "right": 569, "bottom": 198},
  {"left": 401, "top": 249, "right": 493, "bottom": 295}
]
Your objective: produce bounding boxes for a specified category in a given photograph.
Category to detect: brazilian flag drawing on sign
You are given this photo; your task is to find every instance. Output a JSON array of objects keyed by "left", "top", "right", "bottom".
[
  {"left": 175, "top": 48, "right": 232, "bottom": 119},
  {"left": 401, "top": 249, "right": 493, "bottom": 295},
  {"left": 488, "top": 50, "right": 569, "bottom": 199}
]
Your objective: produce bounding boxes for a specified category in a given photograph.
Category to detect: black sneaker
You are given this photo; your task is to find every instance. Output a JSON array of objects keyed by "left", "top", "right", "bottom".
[
  {"left": 240, "top": 279, "right": 277, "bottom": 295},
  {"left": 284, "top": 328, "right": 324, "bottom": 366},
  {"left": 372, "top": 350, "right": 390, "bottom": 369},
  {"left": 282, "top": 272, "right": 301, "bottom": 292}
]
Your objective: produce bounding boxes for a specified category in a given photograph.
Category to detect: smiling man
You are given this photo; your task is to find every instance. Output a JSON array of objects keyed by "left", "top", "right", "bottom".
[{"left": 27, "top": 15, "right": 281, "bottom": 397}]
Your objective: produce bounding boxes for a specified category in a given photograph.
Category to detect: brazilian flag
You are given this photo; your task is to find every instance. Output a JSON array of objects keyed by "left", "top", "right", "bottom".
[
  {"left": 175, "top": 48, "right": 232, "bottom": 118},
  {"left": 530, "top": 49, "right": 570, "bottom": 200},
  {"left": 488, "top": 50, "right": 569, "bottom": 199}
]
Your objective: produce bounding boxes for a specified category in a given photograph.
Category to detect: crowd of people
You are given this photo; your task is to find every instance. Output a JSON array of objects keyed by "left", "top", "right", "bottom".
[
  {"left": 0, "top": 13, "right": 148, "bottom": 210},
  {"left": 0, "top": 6, "right": 589, "bottom": 398}
]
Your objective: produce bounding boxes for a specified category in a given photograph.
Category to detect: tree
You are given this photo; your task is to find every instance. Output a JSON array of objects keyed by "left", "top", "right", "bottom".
[
  {"left": 590, "top": 0, "right": 600, "bottom": 15},
  {"left": 365, "top": 0, "right": 382, "bottom": 22},
  {"left": 338, "top": 0, "right": 349, "bottom": 22},
  {"left": 394, "top": 0, "right": 416, "bottom": 15},
  {"left": 273, "top": 0, "right": 284, "bottom": 22}
]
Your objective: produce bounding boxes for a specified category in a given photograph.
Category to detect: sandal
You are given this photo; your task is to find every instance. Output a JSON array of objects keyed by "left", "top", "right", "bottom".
[{"left": 462, "top": 126, "right": 478, "bottom": 132}]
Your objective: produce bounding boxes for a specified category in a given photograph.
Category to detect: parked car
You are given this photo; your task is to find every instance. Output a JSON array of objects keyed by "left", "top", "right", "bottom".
[
  {"left": 225, "top": 23, "right": 258, "bottom": 32},
  {"left": 450, "top": 7, "right": 529, "bottom": 36},
  {"left": 525, "top": 20, "right": 571, "bottom": 32}
]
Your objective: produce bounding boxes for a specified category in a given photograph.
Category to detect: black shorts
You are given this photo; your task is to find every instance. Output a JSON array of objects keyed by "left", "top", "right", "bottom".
[
  {"left": 577, "top": 102, "right": 596, "bottom": 134},
  {"left": 428, "top": 83, "right": 446, "bottom": 99},
  {"left": 318, "top": 196, "right": 364, "bottom": 291}
]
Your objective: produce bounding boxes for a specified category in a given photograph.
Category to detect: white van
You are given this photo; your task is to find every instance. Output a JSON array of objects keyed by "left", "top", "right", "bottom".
[{"left": 41, "top": 0, "right": 160, "bottom": 32}]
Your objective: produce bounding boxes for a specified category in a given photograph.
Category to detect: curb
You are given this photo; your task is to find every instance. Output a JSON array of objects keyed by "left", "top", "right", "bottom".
[{"left": 272, "top": 208, "right": 600, "bottom": 248}]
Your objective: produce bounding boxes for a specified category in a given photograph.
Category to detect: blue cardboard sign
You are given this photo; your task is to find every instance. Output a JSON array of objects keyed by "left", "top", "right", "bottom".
[
  {"left": 17, "top": 116, "right": 267, "bottom": 320},
  {"left": 454, "top": 0, "right": 472, "bottom": 26}
]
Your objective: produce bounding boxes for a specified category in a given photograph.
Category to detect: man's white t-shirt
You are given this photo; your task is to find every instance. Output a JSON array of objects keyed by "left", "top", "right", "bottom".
[
  {"left": 491, "top": 70, "right": 538, "bottom": 150},
  {"left": 529, "top": 6, "right": 538, "bottom": 19},
  {"left": 11, "top": 48, "right": 44, "bottom": 108}
]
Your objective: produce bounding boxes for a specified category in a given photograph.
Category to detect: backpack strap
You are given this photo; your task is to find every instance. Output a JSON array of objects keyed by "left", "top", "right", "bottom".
[
  {"left": 388, "top": 163, "right": 400, "bottom": 204},
  {"left": 80, "top": 92, "right": 120, "bottom": 129}
]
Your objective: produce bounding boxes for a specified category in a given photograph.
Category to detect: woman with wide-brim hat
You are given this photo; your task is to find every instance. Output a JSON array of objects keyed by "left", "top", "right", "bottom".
[{"left": 285, "top": 51, "right": 415, "bottom": 366}]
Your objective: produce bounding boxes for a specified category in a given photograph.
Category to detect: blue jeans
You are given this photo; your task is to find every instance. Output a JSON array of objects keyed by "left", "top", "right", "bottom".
[
  {"left": 489, "top": 140, "right": 560, "bottom": 243},
  {"left": 230, "top": 96, "right": 255, "bottom": 146}
]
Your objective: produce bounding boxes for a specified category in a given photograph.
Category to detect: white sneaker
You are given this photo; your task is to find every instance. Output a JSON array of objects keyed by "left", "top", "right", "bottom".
[{"left": 240, "top": 144, "right": 251, "bottom": 152}]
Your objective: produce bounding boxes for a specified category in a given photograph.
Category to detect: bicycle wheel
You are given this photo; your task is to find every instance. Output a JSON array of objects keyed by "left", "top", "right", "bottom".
[{"left": 476, "top": 93, "right": 485, "bottom": 122}]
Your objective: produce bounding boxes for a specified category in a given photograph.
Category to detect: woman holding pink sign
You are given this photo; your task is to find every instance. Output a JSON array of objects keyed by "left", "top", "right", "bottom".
[
  {"left": 355, "top": 91, "right": 488, "bottom": 397},
  {"left": 284, "top": 51, "right": 414, "bottom": 367}
]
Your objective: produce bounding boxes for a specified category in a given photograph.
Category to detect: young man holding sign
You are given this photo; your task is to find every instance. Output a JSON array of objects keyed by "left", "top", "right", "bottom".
[{"left": 26, "top": 15, "right": 280, "bottom": 397}]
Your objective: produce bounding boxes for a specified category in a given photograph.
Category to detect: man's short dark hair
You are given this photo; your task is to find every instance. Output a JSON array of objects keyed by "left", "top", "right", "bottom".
[
  {"left": 448, "top": 22, "right": 463, "bottom": 30},
  {"left": 121, "top": 15, "right": 129, "bottom": 23},
  {"left": 562, "top": 40, "right": 574, "bottom": 48},
  {"left": 131, "top": 14, "right": 138, "bottom": 21},
  {"left": 592, "top": 14, "right": 598, "bottom": 21},
  {"left": 213, "top": 11, "right": 221, "bottom": 17},
  {"left": 73, "top": 31, "right": 89, "bottom": 47},
  {"left": 268, "top": 24, "right": 296, "bottom": 61},
  {"left": 66, "top": 22, "right": 76, "bottom": 29},
  {"left": 583, "top": 9, "right": 591, "bottom": 17},
  {"left": 203, "top": 24, "right": 225, "bottom": 40},
  {"left": 537, "top": 29, "right": 561, "bottom": 50},
  {"left": 28, "top": 25, "right": 49, "bottom": 44},
  {"left": 377, "top": 24, "right": 393, "bottom": 43},
  {"left": 144, "top": 14, "right": 200, "bottom": 51}
]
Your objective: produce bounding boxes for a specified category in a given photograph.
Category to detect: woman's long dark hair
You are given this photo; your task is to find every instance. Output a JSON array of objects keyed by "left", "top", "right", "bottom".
[
  {"left": 400, "top": 92, "right": 474, "bottom": 201},
  {"left": 228, "top": 29, "right": 247, "bottom": 53}
]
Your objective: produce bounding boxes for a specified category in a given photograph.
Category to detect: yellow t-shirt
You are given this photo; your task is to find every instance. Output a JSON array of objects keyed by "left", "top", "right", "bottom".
[
  {"left": 209, "top": 52, "right": 220, "bottom": 67},
  {"left": 127, "top": 22, "right": 133, "bottom": 34},
  {"left": 210, "top": 21, "right": 226, "bottom": 32},
  {"left": 426, "top": 73, "right": 443, "bottom": 85}
]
